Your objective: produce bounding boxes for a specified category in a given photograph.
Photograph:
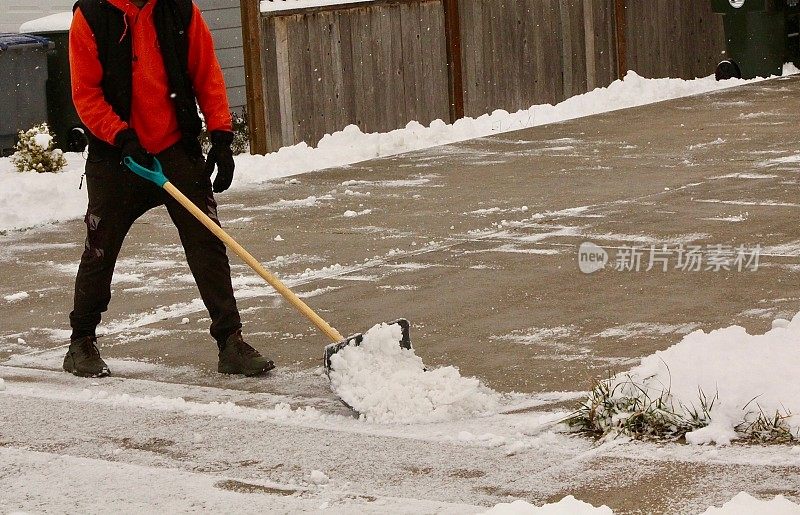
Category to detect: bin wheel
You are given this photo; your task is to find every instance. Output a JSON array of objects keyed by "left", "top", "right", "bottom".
[
  {"left": 67, "top": 126, "right": 88, "bottom": 153},
  {"left": 715, "top": 60, "right": 742, "bottom": 81}
]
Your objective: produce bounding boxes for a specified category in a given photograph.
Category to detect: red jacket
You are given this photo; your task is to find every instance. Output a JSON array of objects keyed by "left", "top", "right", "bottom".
[{"left": 70, "top": 0, "right": 232, "bottom": 154}]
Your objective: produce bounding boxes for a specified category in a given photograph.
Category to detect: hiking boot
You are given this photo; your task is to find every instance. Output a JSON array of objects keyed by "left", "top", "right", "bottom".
[
  {"left": 218, "top": 331, "right": 274, "bottom": 376},
  {"left": 63, "top": 336, "right": 110, "bottom": 378}
]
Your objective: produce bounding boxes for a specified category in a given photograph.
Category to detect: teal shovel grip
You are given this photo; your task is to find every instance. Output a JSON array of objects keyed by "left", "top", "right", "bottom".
[{"left": 123, "top": 156, "right": 169, "bottom": 188}]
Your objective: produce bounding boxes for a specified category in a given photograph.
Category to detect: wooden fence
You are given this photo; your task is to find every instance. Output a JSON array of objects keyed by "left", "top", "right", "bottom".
[{"left": 242, "top": 0, "right": 726, "bottom": 154}]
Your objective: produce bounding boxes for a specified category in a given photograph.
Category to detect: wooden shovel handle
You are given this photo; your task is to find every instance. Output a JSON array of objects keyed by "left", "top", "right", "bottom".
[{"left": 163, "top": 182, "right": 345, "bottom": 343}]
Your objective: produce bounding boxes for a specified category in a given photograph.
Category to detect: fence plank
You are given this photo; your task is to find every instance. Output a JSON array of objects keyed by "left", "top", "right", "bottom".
[
  {"left": 558, "top": 0, "right": 573, "bottom": 101},
  {"left": 372, "top": 7, "right": 389, "bottom": 131},
  {"left": 273, "top": 17, "right": 294, "bottom": 147},
  {"left": 424, "top": 1, "right": 450, "bottom": 124},
  {"left": 420, "top": 4, "right": 437, "bottom": 122},
  {"left": 614, "top": 0, "right": 626, "bottom": 79},
  {"left": 583, "top": 0, "right": 596, "bottom": 91},
  {"left": 399, "top": 2, "right": 420, "bottom": 124},
  {"left": 350, "top": 8, "right": 367, "bottom": 130},
  {"left": 287, "top": 15, "right": 313, "bottom": 143},
  {"left": 261, "top": 16, "right": 283, "bottom": 151},
  {"left": 359, "top": 8, "right": 378, "bottom": 131},
  {"left": 387, "top": 3, "right": 407, "bottom": 128},
  {"left": 336, "top": 10, "right": 356, "bottom": 129},
  {"left": 593, "top": 0, "right": 616, "bottom": 88},
  {"left": 240, "top": 0, "right": 267, "bottom": 153},
  {"left": 327, "top": 12, "right": 346, "bottom": 132},
  {"left": 539, "top": 0, "right": 565, "bottom": 105},
  {"left": 442, "top": 0, "right": 464, "bottom": 121}
]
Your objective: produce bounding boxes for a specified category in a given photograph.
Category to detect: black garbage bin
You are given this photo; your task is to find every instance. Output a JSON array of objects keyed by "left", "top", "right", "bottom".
[
  {"left": 22, "top": 13, "right": 87, "bottom": 153},
  {"left": 0, "top": 33, "right": 53, "bottom": 156},
  {"left": 711, "top": 0, "right": 800, "bottom": 80}
]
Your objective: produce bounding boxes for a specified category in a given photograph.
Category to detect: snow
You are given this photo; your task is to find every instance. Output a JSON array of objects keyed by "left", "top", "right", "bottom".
[
  {"left": 0, "top": 71, "right": 790, "bottom": 234},
  {"left": 0, "top": 446, "right": 474, "bottom": 513},
  {"left": 33, "top": 133, "right": 53, "bottom": 150},
  {"left": 19, "top": 12, "right": 73, "bottom": 33},
  {"left": 65, "top": 388, "right": 331, "bottom": 425},
  {"left": 479, "top": 496, "right": 613, "bottom": 514},
  {"left": 261, "top": 0, "right": 368, "bottom": 13},
  {"left": 4, "top": 292, "right": 30, "bottom": 302},
  {"left": 0, "top": 378, "right": 5, "bottom": 391},
  {"left": 267, "top": 195, "right": 333, "bottom": 209},
  {"left": 0, "top": 153, "right": 87, "bottom": 233},
  {"left": 307, "top": 470, "right": 330, "bottom": 485},
  {"left": 698, "top": 492, "right": 800, "bottom": 514},
  {"left": 773, "top": 318, "right": 790, "bottom": 329},
  {"left": 343, "top": 209, "right": 372, "bottom": 217},
  {"left": 479, "top": 493, "right": 800, "bottom": 514},
  {"left": 328, "top": 322, "right": 501, "bottom": 424},
  {"left": 599, "top": 311, "right": 800, "bottom": 445}
]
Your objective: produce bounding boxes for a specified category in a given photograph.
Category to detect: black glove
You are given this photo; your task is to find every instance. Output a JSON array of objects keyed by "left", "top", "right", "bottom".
[
  {"left": 205, "top": 130, "right": 235, "bottom": 193},
  {"left": 115, "top": 128, "right": 154, "bottom": 169}
]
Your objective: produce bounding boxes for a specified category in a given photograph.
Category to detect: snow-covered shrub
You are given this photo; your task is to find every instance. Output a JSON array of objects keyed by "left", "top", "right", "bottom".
[{"left": 11, "top": 123, "right": 67, "bottom": 173}]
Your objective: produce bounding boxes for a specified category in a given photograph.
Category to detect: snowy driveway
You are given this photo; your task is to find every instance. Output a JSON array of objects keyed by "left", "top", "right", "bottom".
[{"left": 3, "top": 76, "right": 800, "bottom": 512}]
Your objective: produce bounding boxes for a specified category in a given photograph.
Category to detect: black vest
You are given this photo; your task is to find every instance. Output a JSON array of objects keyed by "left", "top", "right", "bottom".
[{"left": 74, "top": 0, "right": 203, "bottom": 157}]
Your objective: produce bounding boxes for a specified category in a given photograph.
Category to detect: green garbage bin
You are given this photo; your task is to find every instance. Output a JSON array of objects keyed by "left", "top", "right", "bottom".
[
  {"left": 21, "top": 13, "right": 87, "bottom": 153},
  {"left": 711, "top": 0, "right": 800, "bottom": 80}
]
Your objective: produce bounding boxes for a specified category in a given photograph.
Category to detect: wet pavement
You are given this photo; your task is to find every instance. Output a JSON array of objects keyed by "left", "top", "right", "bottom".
[{"left": 3, "top": 76, "right": 800, "bottom": 513}]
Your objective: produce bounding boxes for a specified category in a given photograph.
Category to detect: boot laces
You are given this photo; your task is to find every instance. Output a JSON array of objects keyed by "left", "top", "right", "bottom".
[
  {"left": 75, "top": 337, "right": 101, "bottom": 359},
  {"left": 234, "top": 338, "right": 259, "bottom": 358}
]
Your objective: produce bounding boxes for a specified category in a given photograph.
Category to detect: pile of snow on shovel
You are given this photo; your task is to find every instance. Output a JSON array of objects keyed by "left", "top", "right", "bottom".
[{"left": 328, "top": 323, "right": 500, "bottom": 424}]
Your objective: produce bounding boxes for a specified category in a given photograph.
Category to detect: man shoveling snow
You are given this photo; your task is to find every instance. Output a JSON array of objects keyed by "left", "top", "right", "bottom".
[{"left": 64, "top": 0, "right": 273, "bottom": 378}]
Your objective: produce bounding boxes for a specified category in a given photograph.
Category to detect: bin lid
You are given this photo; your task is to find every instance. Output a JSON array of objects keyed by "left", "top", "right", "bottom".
[
  {"left": 0, "top": 33, "right": 53, "bottom": 52},
  {"left": 19, "top": 12, "right": 74, "bottom": 34}
]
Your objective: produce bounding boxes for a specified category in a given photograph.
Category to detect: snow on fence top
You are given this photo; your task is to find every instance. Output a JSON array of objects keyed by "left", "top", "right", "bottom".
[{"left": 260, "top": 0, "right": 373, "bottom": 13}]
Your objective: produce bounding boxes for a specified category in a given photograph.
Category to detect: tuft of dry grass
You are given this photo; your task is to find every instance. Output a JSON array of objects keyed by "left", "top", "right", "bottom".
[{"left": 565, "top": 375, "right": 796, "bottom": 444}]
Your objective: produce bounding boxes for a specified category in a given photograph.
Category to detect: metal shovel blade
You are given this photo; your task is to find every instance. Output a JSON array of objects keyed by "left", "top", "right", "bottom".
[{"left": 323, "top": 319, "right": 412, "bottom": 376}]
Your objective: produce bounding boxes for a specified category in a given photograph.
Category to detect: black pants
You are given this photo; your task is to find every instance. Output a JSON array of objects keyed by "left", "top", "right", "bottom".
[{"left": 69, "top": 143, "right": 242, "bottom": 347}]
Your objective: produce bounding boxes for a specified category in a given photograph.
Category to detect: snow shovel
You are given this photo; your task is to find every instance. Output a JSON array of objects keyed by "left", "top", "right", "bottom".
[{"left": 123, "top": 157, "right": 412, "bottom": 375}]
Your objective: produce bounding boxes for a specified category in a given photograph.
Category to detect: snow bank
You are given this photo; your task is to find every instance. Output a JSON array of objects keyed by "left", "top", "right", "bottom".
[
  {"left": 234, "top": 70, "right": 770, "bottom": 187},
  {"left": 479, "top": 496, "right": 613, "bottom": 514},
  {"left": 0, "top": 70, "right": 790, "bottom": 233},
  {"left": 582, "top": 311, "right": 800, "bottom": 444},
  {"left": 479, "top": 493, "right": 800, "bottom": 514},
  {"left": 699, "top": 492, "right": 800, "bottom": 514},
  {"left": 328, "top": 323, "right": 500, "bottom": 424},
  {"left": 0, "top": 153, "right": 87, "bottom": 233}
]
